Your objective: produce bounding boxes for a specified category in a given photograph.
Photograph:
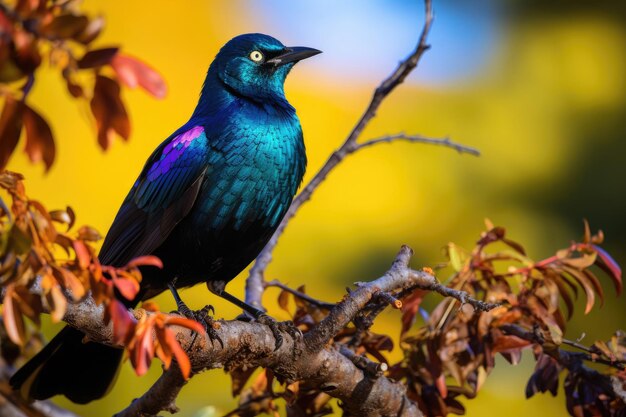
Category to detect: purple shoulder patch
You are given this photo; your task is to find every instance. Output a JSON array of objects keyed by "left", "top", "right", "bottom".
[{"left": 147, "top": 126, "right": 205, "bottom": 181}]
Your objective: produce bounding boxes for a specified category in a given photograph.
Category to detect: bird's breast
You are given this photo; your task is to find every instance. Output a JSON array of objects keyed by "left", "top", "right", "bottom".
[{"left": 193, "top": 108, "right": 305, "bottom": 234}]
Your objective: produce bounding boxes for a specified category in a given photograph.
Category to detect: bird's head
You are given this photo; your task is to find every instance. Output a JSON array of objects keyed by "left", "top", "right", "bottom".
[{"left": 211, "top": 33, "right": 321, "bottom": 104}]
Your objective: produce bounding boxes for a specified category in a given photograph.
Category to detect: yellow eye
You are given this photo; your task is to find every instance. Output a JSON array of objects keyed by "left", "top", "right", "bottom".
[{"left": 249, "top": 50, "right": 264, "bottom": 63}]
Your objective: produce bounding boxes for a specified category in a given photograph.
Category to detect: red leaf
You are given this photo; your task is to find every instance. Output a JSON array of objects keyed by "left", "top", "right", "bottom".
[
  {"left": 111, "top": 54, "right": 167, "bottom": 99},
  {"left": 113, "top": 275, "right": 140, "bottom": 301},
  {"left": 435, "top": 374, "right": 448, "bottom": 398},
  {"left": 23, "top": 104, "right": 55, "bottom": 171},
  {"left": 77, "top": 47, "right": 119, "bottom": 69},
  {"left": 492, "top": 335, "right": 531, "bottom": 353},
  {"left": 107, "top": 299, "right": 135, "bottom": 344},
  {"left": 91, "top": 75, "right": 130, "bottom": 150},
  {"left": 401, "top": 289, "right": 427, "bottom": 335},
  {"left": 72, "top": 240, "right": 91, "bottom": 269},
  {"left": 0, "top": 96, "right": 25, "bottom": 171},
  {"left": 126, "top": 255, "right": 163, "bottom": 269},
  {"left": 592, "top": 244, "right": 622, "bottom": 295}
]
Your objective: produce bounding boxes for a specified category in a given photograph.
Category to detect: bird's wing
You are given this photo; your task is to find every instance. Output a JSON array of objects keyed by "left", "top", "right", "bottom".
[{"left": 99, "top": 125, "right": 209, "bottom": 266}]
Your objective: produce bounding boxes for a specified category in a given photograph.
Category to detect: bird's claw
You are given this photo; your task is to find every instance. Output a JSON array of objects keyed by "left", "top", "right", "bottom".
[
  {"left": 256, "top": 314, "right": 302, "bottom": 351},
  {"left": 173, "top": 304, "right": 223, "bottom": 349}
]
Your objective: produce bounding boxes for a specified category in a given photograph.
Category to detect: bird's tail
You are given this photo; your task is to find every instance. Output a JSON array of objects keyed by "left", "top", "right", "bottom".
[{"left": 9, "top": 326, "right": 124, "bottom": 404}]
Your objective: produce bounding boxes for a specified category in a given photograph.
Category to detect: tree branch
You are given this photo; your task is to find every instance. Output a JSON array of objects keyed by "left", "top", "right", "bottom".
[
  {"left": 114, "top": 364, "right": 186, "bottom": 417},
  {"left": 500, "top": 324, "right": 626, "bottom": 371},
  {"left": 358, "top": 133, "right": 480, "bottom": 156},
  {"left": 245, "top": 0, "right": 480, "bottom": 310},
  {"left": 25, "top": 245, "right": 497, "bottom": 417}
]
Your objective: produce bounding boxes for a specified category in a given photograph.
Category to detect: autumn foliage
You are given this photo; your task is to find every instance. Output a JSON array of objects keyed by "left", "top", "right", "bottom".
[
  {"left": 221, "top": 221, "right": 625, "bottom": 417},
  {"left": 0, "top": 1, "right": 625, "bottom": 416},
  {"left": 0, "top": 171, "right": 201, "bottom": 379},
  {"left": 0, "top": 0, "right": 166, "bottom": 172}
]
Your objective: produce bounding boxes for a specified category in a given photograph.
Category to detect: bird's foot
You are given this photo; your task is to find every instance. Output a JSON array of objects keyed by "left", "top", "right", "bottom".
[
  {"left": 256, "top": 314, "right": 302, "bottom": 351},
  {"left": 173, "top": 304, "right": 223, "bottom": 348}
]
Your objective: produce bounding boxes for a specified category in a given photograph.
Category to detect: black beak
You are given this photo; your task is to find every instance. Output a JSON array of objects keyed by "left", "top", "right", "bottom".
[{"left": 266, "top": 46, "right": 322, "bottom": 66}]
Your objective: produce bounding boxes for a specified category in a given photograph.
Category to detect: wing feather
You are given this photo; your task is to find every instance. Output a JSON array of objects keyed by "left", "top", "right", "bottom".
[{"left": 99, "top": 126, "right": 209, "bottom": 266}]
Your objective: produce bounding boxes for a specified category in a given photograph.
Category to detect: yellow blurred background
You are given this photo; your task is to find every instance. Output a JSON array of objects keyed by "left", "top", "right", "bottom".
[{"left": 6, "top": 0, "right": 626, "bottom": 416}]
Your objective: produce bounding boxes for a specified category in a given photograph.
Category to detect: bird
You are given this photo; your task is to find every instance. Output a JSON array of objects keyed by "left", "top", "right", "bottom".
[{"left": 10, "top": 33, "right": 320, "bottom": 404}]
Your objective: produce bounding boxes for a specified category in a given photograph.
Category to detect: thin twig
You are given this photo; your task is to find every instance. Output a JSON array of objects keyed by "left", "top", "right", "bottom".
[
  {"left": 423, "top": 278, "right": 501, "bottom": 312},
  {"left": 266, "top": 279, "right": 335, "bottom": 310},
  {"left": 245, "top": 0, "right": 476, "bottom": 309},
  {"left": 500, "top": 324, "right": 625, "bottom": 371},
  {"left": 358, "top": 133, "right": 480, "bottom": 156},
  {"left": 339, "top": 345, "right": 388, "bottom": 378}
]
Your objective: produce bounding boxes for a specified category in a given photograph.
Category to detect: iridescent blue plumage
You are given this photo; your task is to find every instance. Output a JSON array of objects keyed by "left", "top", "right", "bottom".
[
  {"left": 99, "top": 33, "right": 312, "bottom": 292},
  {"left": 11, "top": 33, "right": 320, "bottom": 404}
]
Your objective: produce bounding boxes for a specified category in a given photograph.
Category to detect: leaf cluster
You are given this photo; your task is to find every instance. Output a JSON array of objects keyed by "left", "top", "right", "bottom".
[
  {"left": 0, "top": 0, "right": 165, "bottom": 172},
  {"left": 392, "top": 220, "right": 624, "bottom": 417},
  {"left": 0, "top": 171, "right": 199, "bottom": 380},
  {"left": 223, "top": 220, "right": 624, "bottom": 417}
]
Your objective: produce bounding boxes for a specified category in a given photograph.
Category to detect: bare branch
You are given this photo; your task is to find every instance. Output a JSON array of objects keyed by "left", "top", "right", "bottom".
[
  {"left": 424, "top": 280, "right": 501, "bottom": 312},
  {"left": 266, "top": 279, "right": 335, "bottom": 310},
  {"left": 245, "top": 0, "right": 479, "bottom": 309},
  {"left": 114, "top": 364, "right": 186, "bottom": 417},
  {"left": 358, "top": 133, "right": 480, "bottom": 156},
  {"left": 500, "top": 324, "right": 626, "bottom": 371},
  {"left": 339, "top": 345, "right": 388, "bottom": 378}
]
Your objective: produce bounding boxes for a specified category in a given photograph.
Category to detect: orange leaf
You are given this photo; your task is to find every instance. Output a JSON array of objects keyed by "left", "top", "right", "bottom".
[
  {"left": 155, "top": 327, "right": 173, "bottom": 368},
  {"left": 131, "top": 329, "right": 151, "bottom": 376},
  {"left": 47, "top": 284, "right": 67, "bottom": 323},
  {"left": 165, "top": 316, "right": 205, "bottom": 334},
  {"left": 0, "top": 96, "right": 25, "bottom": 171},
  {"left": 562, "top": 266, "right": 596, "bottom": 314},
  {"left": 3, "top": 286, "right": 25, "bottom": 345},
  {"left": 277, "top": 289, "right": 290, "bottom": 314},
  {"left": 72, "top": 240, "right": 91, "bottom": 269},
  {"left": 49, "top": 209, "right": 72, "bottom": 226},
  {"left": 165, "top": 328, "right": 191, "bottom": 379},
  {"left": 126, "top": 255, "right": 163, "bottom": 269},
  {"left": 52, "top": 266, "right": 85, "bottom": 300},
  {"left": 77, "top": 225, "right": 102, "bottom": 241},
  {"left": 111, "top": 54, "right": 167, "bottom": 99},
  {"left": 22, "top": 104, "right": 55, "bottom": 171}
]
